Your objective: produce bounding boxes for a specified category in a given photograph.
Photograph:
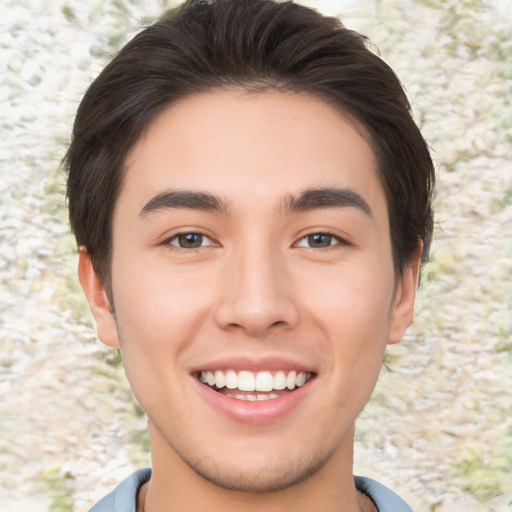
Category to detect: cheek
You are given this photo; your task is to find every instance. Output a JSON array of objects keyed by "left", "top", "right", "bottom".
[
  {"left": 306, "top": 261, "right": 394, "bottom": 334},
  {"left": 316, "top": 275, "right": 391, "bottom": 402},
  {"left": 113, "top": 254, "right": 211, "bottom": 324},
  {"left": 109, "top": 255, "right": 215, "bottom": 385},
  {"left": 303, "top": 260, "right": 394, "bottom": 393},
  {"left": 110, "top": 269, "right": 206, "bottom": 415}
]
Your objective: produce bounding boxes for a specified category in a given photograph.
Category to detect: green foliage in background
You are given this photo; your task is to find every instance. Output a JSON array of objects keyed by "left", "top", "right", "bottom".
[
  {"left": 47, "top": 0, "right": 511, "bottom": 509},
  {"left": 41, "top": 466, "right": 75, "bottom": 512}
]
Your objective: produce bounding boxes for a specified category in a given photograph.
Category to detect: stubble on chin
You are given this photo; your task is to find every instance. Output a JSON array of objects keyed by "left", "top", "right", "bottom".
[{"left": 159, "top": 425, "right": 341, "bottom": 494}]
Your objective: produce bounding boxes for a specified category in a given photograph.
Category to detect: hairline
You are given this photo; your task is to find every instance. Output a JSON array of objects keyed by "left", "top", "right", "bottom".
[{"left": 96, "top": 84, "right": 404, "bottom": 301}]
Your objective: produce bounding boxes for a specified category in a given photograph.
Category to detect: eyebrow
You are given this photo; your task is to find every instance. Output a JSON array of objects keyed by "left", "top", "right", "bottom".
[
  {"left": 283, "top": 187, "right": 373, "bottom": 217},
  {"left": 139, "top": 187, "right": 372, "bottom": 218},
  {"left": 139, "top": 190, "right": 230, "bottom": 217}
]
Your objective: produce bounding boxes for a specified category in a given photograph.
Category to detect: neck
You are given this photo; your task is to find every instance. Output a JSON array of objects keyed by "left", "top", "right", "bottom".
[{"left": 140, "top": 422, "right": 372, "bottom": 512}]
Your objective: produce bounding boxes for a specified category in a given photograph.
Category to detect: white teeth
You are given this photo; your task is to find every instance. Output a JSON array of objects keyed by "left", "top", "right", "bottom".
[
  {"left": 199, "top": 369, "right": 311, "bottom": 393},
  {"left": 238, "top": 371, "right": 255, "bottom": 391},
  {"left": 273, "top": 371, "right": 287, "bottom": 390},
  {"left": 286, "top": 371, "right": 297, "bottom": 390},
  {"left": 214, "top": 370, "right": 225, "bottom": 388},
  {"left": 255, "top": 371, "right": 274, "bottom": 392},
  {"left": 206, "top": 371, "right": 215, "bottom": 387},
  {"left": 225, "top": 370, "right": 238, "bottom": 390},
  {"left": 225, "top": 393, "right": 281, "bottom": 401},
  {"left": 296, "top": 372, "right": 307, "bottom": 387}
]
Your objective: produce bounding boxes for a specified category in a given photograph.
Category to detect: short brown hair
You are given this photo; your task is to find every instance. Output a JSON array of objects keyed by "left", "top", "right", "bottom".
[{"left": 65, "top": 0, "right": 435, "bottom": 290}]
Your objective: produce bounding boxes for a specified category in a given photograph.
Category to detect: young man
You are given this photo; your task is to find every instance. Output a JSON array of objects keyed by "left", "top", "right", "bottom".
[{"left": 65, "top": 0, "right": 435, "bottom": 510}]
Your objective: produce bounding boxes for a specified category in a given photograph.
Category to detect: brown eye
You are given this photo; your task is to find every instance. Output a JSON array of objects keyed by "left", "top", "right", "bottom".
[
  {"left": 169, "top": 233, "right": 211, "bottom": 249},
  {"left": 308, "top": 234, "right": 332, "bottom": 247},
  {"left": 297, "top": 233, "right": 335, "bottom": 248},
  {"left": 295, "top": 232, "right": 349, "bottom": 249}
]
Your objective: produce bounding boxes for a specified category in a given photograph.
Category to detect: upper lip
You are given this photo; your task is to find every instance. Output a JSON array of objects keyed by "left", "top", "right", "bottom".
[{"left": 189, "top": 355, "right": 317, "bottom": 374}]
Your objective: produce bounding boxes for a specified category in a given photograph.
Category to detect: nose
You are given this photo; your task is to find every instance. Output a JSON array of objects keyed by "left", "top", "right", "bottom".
[{"left": 214, "top": 243, "right": 300, "bottom": 337}]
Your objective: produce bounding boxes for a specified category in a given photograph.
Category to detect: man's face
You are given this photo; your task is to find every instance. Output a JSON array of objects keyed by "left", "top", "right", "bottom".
[{"left": 81, "top": 90, "right": 418, "bottom": 492}]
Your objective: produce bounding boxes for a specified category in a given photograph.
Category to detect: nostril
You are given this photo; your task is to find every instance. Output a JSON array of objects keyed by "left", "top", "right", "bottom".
[{"left": 213, "top": 288, "right": 300, "bottom": 335}]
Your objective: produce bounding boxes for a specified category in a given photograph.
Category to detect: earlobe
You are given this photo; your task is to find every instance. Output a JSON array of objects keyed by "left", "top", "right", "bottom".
[
  {"left": 387, "top": 242, "right": 423, "bottom": 344},
  {"left": 77, "top": 247, "right": 120, "bottom": 348}
]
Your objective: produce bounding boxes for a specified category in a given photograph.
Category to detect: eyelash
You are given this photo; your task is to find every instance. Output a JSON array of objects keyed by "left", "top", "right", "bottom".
[
  {"left": 295, "top": 232, "right": 348, "bottom": 249},
  {"left": 164, "top": 231, "right": 216, "bottom": 250},
  {"left": 163, "top": 230, "right": 348, "bottom": 251}
]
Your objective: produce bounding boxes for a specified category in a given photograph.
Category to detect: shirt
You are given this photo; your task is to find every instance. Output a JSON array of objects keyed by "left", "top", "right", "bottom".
[{"left": 89, "top": 468, "right": 414, "bottom": 512}]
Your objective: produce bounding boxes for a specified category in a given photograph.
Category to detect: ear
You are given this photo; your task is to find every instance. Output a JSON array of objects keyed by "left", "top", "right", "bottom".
[
  {"left": 387, "top": 242, "right": 423, "bottom": 344},
  {"left": 78, "top": 247, "right": 120, "bottom": 348}
]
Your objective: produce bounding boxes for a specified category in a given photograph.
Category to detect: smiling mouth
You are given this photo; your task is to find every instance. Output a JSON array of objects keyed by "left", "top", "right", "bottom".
[{"left": 197, "top": 369, "right": 314, "bottom": 401}]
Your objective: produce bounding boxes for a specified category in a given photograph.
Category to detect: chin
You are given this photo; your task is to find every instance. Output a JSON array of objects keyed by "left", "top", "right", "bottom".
[
  {"left": 175, "top": 442, "right": 336, "bottom": 493},
  {"left": 191, "top": 460, "right": 318, "bottom": 493}
]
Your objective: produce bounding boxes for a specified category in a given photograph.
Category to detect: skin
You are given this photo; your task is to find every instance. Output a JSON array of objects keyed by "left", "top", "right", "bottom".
[{"left": 79, "top": 90, "right": 422, "bottom": 512}]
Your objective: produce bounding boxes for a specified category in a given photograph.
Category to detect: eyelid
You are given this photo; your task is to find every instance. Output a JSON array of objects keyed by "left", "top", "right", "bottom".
[
  {"left": 163, "top": 230, "right": 218, "bottom": 249},
  {"left": 294, "top": 230, "right": 351, "bottom": 248},
  {"left": 171, "top": 233, "right": 213, "bottom": 247}
]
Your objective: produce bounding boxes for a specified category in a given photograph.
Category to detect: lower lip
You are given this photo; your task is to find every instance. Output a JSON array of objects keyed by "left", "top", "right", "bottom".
[{"left": 195, "top": 378, "right": 314, "bottom": 425}]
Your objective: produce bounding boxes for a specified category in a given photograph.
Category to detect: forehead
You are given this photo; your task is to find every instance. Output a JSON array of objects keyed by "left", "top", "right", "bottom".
[{"left": 119, "top": 89, "right": 386, "bottom": 219}]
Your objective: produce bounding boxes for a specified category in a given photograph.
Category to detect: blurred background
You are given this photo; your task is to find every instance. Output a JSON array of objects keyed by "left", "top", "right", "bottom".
[{"left": 0, "top": 0, "right": 510, "bottom": 510}]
